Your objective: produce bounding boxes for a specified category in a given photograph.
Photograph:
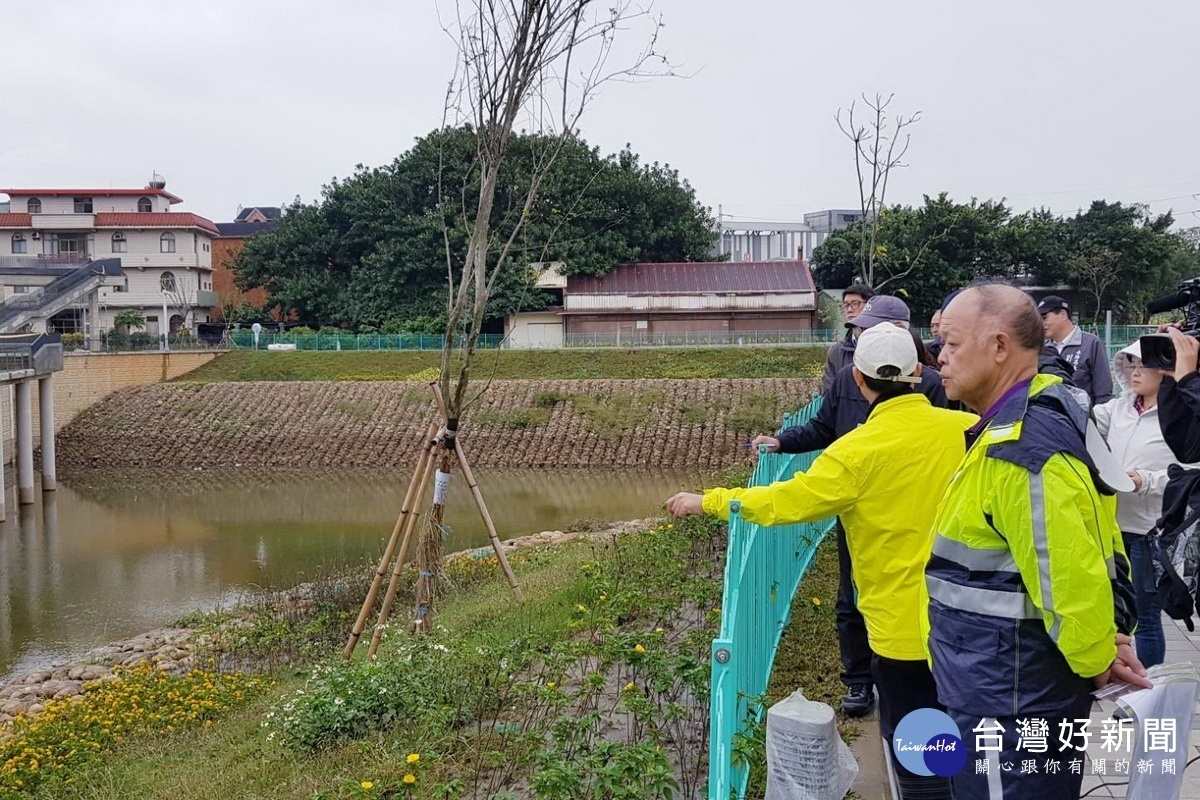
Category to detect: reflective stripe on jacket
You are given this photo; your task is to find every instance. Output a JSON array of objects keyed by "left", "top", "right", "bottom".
[
  {"left": 704, "top": 393, "right": 977, "bottom": 660},
  {"left": 923, "top": 374, "right": 1132, "bottom": 717}
]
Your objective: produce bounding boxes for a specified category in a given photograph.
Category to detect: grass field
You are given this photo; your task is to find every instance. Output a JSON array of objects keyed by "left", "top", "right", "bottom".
[{"left": 176, "top": 346, "right": 828, "bottom": 383}]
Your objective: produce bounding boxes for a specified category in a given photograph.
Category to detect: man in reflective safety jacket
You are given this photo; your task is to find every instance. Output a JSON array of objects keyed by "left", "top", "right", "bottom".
[
  {"left": 668, "top": 323, "right": 977, "bottom": 800},
  {"left": 927, "top": 284, "right": 1150, "bottom": 800}
]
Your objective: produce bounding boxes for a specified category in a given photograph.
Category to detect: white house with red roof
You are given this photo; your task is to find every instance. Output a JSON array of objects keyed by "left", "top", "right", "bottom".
[{"left": 0, "top": 178, "right": 219, "bottom": 338}]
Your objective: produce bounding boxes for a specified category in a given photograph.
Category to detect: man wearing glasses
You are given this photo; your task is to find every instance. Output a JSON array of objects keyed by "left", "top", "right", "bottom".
[{"left": 824, "top": 284, "right": 876, "bottom": 393}]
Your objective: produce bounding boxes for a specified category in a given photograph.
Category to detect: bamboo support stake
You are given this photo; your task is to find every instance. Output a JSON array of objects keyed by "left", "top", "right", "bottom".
[
  {"left": 343, "top": 422, "right": 438, "bottom": 660},
  {"left": 430, "top": 382, "right": 523, "bottom": 602},
  {"left": 454, "top": 444, "right": 523, "bottom": 601},
  {"left": 368, "top": 450, "right": 438, "bottom": 656}
]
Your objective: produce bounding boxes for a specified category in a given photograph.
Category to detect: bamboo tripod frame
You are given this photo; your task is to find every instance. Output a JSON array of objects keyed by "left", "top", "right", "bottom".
[{"left": 344, "top": 383, "right": 523, "bottom": 660}]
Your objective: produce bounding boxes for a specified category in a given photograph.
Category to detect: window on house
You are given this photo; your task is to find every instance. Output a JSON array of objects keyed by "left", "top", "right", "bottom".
[
  {"left": 11, "top": 233, "right": 26, "bottom": 254},
  {"left": 111, "top": 232, "right": 127, "bottom": 253},
  {"left": 112, "top": 279, "right": 128, "bottom": 293},
  {"left": 160, "top": 271, "right": 177, "bottom": 292},
  {"left": 160, "top": 232, "right": 176, "bottom": 253},
  {"left": 26, "top": 198, "right": 41, "bottom": 214},
  {"left": 73, "top": 197, "right": 93, "bottom": 213},
  {"left": 12, "top": 286, "right": 30, "bottom": 294},
  {"left": 137, "top": 197, "right": 153, "bottom": 213}
]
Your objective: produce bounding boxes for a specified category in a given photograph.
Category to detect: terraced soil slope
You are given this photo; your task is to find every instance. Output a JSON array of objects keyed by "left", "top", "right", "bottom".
[{"left": 57, "top": 379, "right": 818, "bottom": 471}]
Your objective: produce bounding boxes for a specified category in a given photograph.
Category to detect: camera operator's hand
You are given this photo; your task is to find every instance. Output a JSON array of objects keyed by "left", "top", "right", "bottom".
[{"left": 1167, "top": 327, "right": 1200, "bottom": 381}]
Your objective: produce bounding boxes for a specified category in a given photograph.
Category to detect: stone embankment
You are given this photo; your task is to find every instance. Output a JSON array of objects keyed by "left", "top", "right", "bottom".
[
  {"left": 0, "top": 520, "right": 652, "bottom": 727},
  {"left": 57, "top": 378, "right": 817, "bottom": 471}
]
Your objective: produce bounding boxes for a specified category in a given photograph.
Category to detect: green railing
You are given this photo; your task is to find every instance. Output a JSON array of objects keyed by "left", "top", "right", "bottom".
[
  {"left": 226, "top": 331, "right": 507, "bottom": 351},
  {"left": 709, "top": 396, "right": 836, "bottom": 800}
]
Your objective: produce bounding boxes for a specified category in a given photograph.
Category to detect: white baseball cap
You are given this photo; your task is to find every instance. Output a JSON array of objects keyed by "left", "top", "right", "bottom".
[{"left": 853, "top": 323, "right": 921, "bottom": 384}]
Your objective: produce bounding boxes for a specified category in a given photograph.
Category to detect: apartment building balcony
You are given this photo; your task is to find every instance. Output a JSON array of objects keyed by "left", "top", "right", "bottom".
[{"left": 30, "top": 213, "right": 95, "bottom": 230}]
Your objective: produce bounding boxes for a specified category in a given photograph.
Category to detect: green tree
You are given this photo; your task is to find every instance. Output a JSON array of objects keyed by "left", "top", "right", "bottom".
[
  {"left": 235, "top": 128, "right": 716, "bottom": 328},
  {"left": 812, "top": 194, "right": 1015, "bottom": 322},
  {"left": 812, "top": 195, "right": 1199, "bottom": 324},
  {"left": 112, "top": 310, "right": 146, "bottom": 333}
]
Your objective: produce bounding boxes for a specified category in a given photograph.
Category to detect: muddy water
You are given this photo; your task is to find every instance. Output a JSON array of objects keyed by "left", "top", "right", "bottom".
[{"left": 0, "top": 469, "right": 706, "bottom": 677}]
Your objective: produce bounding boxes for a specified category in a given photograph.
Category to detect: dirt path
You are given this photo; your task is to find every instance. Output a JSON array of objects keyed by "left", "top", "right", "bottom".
[{"left": 57, "top": 378, "right": 818, "bottom": 471}]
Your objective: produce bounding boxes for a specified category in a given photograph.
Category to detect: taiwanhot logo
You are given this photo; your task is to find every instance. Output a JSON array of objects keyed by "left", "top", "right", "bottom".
[{"left": 891, "top": 708, "right": 967, "bottom": 778}]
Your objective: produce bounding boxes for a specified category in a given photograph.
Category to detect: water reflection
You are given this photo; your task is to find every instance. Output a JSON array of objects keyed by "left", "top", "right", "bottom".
[{"left": 0, "top": 468, "right": 703, "bottom": 677}]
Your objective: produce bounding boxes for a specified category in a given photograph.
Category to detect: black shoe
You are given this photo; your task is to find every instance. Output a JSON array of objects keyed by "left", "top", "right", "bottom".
[{"left": 841, "top": 683, "right": 874, "bottom": 717}]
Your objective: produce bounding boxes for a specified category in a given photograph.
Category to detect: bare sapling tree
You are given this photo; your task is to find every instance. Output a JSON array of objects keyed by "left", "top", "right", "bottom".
[
  {"left": 1067, "top": 245, "right": 1121, "bottom": 324},
  {"left": 160, "top": 272, "right": 197, "bottom": 337},
  {"left": 835, "top": 93, "right": 921, "bottom": 288},
  {"left": 407, "top": 0, "right": 667, "bottom": 629}
]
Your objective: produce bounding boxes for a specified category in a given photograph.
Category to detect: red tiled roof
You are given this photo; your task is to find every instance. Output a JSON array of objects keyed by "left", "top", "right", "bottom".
[
  {"left": 0, "top": 211, "right": 218, "bottom": 234},
  {"left": 2, "top": 188, "right": 183, "bottom": 203},
  {"left": 566, "top": 260, "right": 816, "bottom": 295},
  {"left": 95, "top": 213, "right": 219, "bottom": 235}
]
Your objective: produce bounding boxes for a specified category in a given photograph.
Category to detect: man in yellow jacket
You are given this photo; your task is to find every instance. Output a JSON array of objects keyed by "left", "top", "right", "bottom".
[
  {"left": 668, "top": 323, "right": 976, "bottom": 800},
  {"left": 928, "top": 284, "right": 1150, "bottom": 800}
]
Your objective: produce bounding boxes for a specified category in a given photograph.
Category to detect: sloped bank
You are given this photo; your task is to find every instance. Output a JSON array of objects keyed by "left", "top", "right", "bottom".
[{"left": 56, "top": 378, "right": 818, "bottom": 471}]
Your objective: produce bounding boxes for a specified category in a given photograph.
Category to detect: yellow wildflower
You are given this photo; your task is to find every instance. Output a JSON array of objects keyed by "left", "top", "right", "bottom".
[
  {"left": 403, "top": 773, "right": 417, "bottom": 784},
  {"left": 812, "top": 597, "right": 821, "bottom": 606},
  {"left": 634, "top": 644, "right": 646, "bottom": 654},
  {"left": 361, "top": 781, "right": 375, "bottom": 790},
  {"left": 624, "top": 682, "right": 635, "bottom": 691},
  {"left": 406, "top": 752, "right": 420, "bottom": 764}
]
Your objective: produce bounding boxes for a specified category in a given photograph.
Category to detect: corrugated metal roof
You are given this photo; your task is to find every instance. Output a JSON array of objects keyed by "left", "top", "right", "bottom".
[{"left": 566, "top": 260, "right": 815, "bottom": 295}]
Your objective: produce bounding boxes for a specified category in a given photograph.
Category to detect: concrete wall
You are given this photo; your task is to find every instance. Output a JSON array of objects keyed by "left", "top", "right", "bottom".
[{"left": 0, "top": 351, "right": 217, "bottom": 463}]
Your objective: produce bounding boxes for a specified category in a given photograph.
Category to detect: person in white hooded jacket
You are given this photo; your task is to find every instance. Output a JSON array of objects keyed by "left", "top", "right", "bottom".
[{"left": 1093, "top": 340, "right": 1199, "bottom": 667}]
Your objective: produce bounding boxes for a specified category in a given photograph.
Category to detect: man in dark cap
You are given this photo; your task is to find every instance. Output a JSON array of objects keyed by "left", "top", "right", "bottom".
[{"left": 1037, "top": 295, "right": 1113, "bottom": 404}]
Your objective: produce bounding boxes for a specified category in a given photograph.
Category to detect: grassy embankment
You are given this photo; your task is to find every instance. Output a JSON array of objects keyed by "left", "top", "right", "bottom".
[
  {"left": 176, "top": 346, "right": 828, "bottom": 383},
  {"left": 6, "top": 517, "right": 841, "bottom": 799}
]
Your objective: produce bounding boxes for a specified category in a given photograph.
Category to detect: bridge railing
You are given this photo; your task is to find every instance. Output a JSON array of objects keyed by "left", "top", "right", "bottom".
[{"left": 709, "top": 395, "right": 835, "bottom": 800}]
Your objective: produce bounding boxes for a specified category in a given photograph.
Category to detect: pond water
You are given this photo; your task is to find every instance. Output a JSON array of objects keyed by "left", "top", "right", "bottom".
[{"left": 0, "top": 468, "right": 706, "bottom": 677}]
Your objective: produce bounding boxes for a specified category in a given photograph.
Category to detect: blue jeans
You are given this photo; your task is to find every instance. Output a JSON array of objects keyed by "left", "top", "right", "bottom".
[{"left": 1123, "top": 532, "right": 1165, "bottom": 668}]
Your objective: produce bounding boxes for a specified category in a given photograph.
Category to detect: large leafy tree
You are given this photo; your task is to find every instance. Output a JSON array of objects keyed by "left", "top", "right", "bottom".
[
  {"left": 813, "top": 195, "right": 1200, "bottom": 323},
  {"left": 235, "top": 127, "right": 716, "bottom": 329},
  {"left": 812, "top": 194, "right": 1016, "bottom": 321}
]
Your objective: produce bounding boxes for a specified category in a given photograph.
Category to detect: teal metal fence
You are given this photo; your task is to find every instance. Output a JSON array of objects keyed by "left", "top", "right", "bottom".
[{"left": 708, "top": 396, "right": 836, "bottom": 800}]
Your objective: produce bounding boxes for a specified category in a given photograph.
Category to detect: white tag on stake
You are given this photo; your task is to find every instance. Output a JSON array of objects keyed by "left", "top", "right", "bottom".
[{"left": 433, "top": 470, "right": 451, "bottom": 505}]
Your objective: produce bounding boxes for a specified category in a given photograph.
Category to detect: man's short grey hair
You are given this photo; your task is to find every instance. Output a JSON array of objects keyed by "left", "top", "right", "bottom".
[{"left": 967, "top": 282, "right": 1044, "bottom": 351}]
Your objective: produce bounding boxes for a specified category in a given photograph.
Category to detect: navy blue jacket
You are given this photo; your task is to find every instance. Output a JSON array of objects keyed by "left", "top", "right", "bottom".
[{"left": 777, "top": 363, "right": 949, "bottom": 453}]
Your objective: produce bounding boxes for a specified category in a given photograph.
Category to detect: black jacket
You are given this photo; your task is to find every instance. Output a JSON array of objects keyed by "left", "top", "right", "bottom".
[
  {"left": 822, "top": 331, "right": 856, "bottom": 394},
  {"left": 777, "top": 363, "right": 949, "bottom": 453},
  {"left": 1159, "top": 371, "right": 1200, "bottom": 463}
]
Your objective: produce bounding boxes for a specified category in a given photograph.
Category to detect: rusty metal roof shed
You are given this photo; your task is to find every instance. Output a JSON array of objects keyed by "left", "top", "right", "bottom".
[{"left": 566, "top": 260, "right": 815, "bottom": 295}]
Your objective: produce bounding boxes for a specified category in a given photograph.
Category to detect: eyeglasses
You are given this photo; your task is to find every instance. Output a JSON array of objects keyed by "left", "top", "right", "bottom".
[{"left": 843, "top": 300, "right": 865, "bottom": 311}]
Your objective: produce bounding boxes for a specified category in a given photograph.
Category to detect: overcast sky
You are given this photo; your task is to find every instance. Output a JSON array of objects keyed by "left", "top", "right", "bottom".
[{"left": 4, "top": 0, "right": 1199, "bottom": 229}]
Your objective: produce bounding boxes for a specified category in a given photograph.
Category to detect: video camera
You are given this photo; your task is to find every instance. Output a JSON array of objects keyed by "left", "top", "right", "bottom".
[{"left": 1139, "top": 277, "right": 1200, "bottom": 369}]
